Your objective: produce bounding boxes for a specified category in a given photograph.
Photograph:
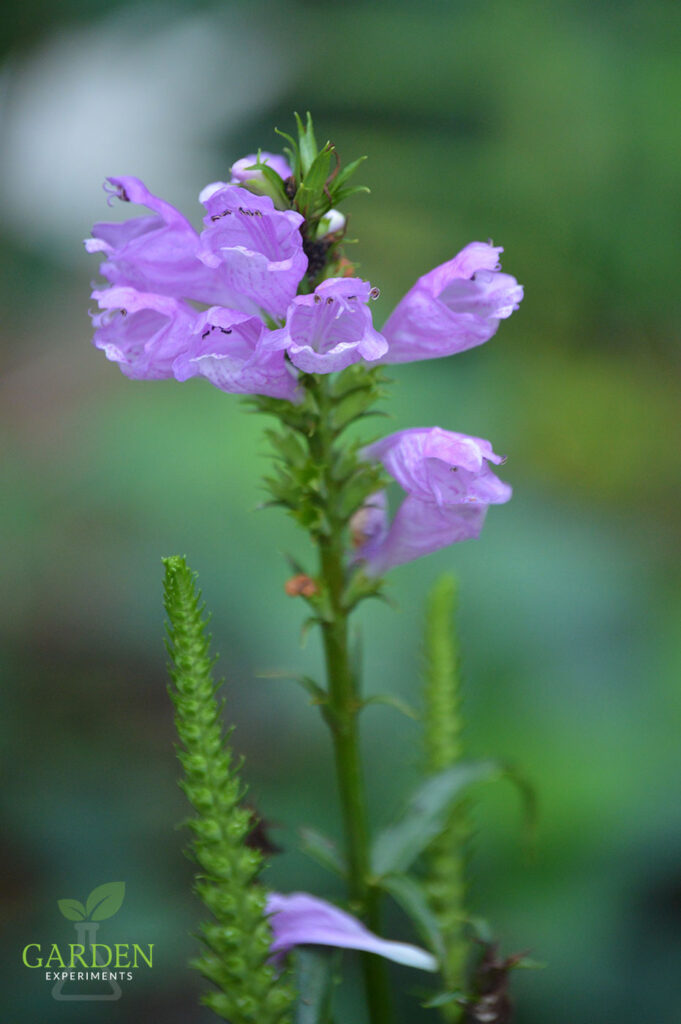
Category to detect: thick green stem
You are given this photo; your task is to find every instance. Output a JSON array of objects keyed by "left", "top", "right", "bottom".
[{"left": 307, "top": 377, "right": 392, "bottom": 1024}]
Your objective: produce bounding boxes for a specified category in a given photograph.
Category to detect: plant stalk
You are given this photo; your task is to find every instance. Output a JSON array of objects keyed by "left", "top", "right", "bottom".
[{"left": 307, "top": 375, "right": 393, "bottom": 1024}]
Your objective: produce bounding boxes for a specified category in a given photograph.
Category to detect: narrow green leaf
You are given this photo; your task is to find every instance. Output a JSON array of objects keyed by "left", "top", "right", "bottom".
[
  {"left": 422, "top": 991, "right": 467, "bottom": 1010},
  {"left": 300, "top": 147, "right": 332, "bottom": 195},
  {"left": 331, "top": 185, "right": 370, "bottom": 205},
  {"left": 372, "top": 761, "right": 501, "bottom": 876},
  {"left": 299, "top": 827, "right": 347, "bottom": 878},
  {"left": 293, "top": 946, "right": 339, "bottom": 1024},
  {"left": 294, "top": 111, "right": 318, "bottom": 176},
  {"left": 86, "top": 881, "right": 125, "bottom": 921},
  {"left": 363, "top": 694, "right": 420, "bottom": 721},
  {"left": 257, "top": 671, "right": 328, "bottom": 705},
  {"left": 253, "top": 162, "right": 290, "bottom": 208},
  {"left": 57, "top": 899, "right": 86, "bottom": 922},
  {"left": 332, "top": 155, "right": 367, "bottom": 192},
  {"left": 377, "top": 874, "right": 445, "bottom": 961},
  {"left": 274, "top": 126, "right": 300, "bottom": 179}
]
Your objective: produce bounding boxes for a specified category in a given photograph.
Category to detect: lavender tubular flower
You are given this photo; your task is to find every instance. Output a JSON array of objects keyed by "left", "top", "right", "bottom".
[
  {"left": 173, "top": 307, "right": 300, "bottom": 401},
  {"left": 86, "top": 176, "right": 234, "bottom": 308},
  {"left": 269, "top": 278, "right": 387, "bottom": 373},
  {"left": 90, "top": 286, "right": 195, "bottom": 380},
  {"left": 354, "top": 427, "right": 512, "bottom": 574},
  {"left": 198, "top": 184, "right": 307, "bottom": 319},
  {"left": 381, "top": 242, "right": 523, "bottom": 363},
  {"left": 266, "top": 892, "right": 438, "bottom": 972}
]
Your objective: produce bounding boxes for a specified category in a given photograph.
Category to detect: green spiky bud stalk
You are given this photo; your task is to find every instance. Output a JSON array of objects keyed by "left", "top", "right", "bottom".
[
  {"left": 423, "top": 575, "right": 470, "bottom": 1022},
  {"left": 162, "top": 556, "right": 294, "bottom": 1024}
]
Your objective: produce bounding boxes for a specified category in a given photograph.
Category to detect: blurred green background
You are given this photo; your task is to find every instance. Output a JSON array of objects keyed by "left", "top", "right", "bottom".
[{"left": 2, "top": 1, "right": 680, "bottom": 1021}]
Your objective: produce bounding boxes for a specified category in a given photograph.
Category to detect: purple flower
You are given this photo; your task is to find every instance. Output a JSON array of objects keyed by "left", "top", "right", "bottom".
[
  {"left": 85, "top": 176, "right": 234, "bottom": 308},
  {"left": 269, "top": 278, "right": 388, "bottom": 374},
  {"left": 173, "top": 306, "right": 300, "bottom": 402},
  {"left": 266, "top": 892, "right": 437, "bottom": 972},
  {"left": 353, "top": 427, "right": 512, "bottom": 574},
  {"left": 229, "top": 152, "right": 293, "bottom": 184},
  {"left": 198, "top": 184, "right": 307, "bottom": 320},
  {"left": 381, "top": 242, "right": 523, "bottom": 363},
  {"left": 90, "top": 286, "right": 195, "bottom": 380}
]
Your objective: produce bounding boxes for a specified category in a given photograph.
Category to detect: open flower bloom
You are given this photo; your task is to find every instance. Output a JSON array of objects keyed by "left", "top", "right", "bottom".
[
  {"left": 173, "top": 306, "right": 300, "bottom": 401},
  {"left": 381, "top": 242, "right": 523, "bottom": 363},
  {"left": 266, "top": 892, "right": 438, "bottom": 972},
  {"left": 229, "top": 152, "right": 293, "bottom": 184},
  {"left": 86, "top": 176, "right": 237, "bottom": 309},
  {"left": 353, "top": 427, "right": 512, "bottom": 574},
  {"left": 198, "top": 184, "right": 307, "bottom": 319},
  {"left": 90, "top": 286, "right": 195, "bottom": 380},
  {"left": 269, "top": 278, "right": 388, "bottom": 373}
]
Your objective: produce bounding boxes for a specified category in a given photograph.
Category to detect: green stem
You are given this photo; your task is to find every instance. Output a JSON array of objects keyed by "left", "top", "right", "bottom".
[{"left": 307, "top": 376, "right": 393, "bottom": 1024}]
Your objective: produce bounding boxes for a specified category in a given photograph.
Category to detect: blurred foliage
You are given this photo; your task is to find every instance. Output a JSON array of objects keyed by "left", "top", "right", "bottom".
[{"left": 1, "top": 1, "right": 680, "bottom": 1023}]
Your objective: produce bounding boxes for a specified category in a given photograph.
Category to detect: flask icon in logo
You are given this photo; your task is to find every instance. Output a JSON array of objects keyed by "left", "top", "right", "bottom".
[{"left": 52, "top": 882, "right": 125, "bottom": 1002}]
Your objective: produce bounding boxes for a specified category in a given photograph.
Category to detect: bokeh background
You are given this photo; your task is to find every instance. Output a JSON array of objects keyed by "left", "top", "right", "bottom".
[{"left": 2, "top": 1, "right": 680, "bottom": 1021}]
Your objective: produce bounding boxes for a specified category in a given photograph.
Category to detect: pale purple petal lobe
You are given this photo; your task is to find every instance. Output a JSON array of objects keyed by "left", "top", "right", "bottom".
[{"left": 266, "top": 892, "right": 437, "bottom": 972}]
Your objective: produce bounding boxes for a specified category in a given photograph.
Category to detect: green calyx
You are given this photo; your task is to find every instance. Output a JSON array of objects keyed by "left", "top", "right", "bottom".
[
  {"left": 162, "top": 556, "right": 294, "bottom": 1024},
  {"left": 251, "top": 366, "right": 389, "bottom": 617}
]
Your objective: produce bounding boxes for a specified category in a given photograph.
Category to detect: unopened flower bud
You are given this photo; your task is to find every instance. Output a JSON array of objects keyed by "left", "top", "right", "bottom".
[{"left": 317, "top": 208, "right": 346, "bottom": 238}]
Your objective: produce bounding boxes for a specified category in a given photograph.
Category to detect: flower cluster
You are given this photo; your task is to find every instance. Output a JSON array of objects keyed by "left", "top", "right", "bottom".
[{"left": 87, "top": 135, "right": 522, "bottom": 569}]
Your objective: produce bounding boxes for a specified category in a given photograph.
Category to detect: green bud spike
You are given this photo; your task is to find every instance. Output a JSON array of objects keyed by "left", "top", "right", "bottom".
[
  {"left": 162, "top": 556, "right": 293, "bottom": 1024},
  {"left": 422, "top": 574, "right": 469, "bottom": 1023}
]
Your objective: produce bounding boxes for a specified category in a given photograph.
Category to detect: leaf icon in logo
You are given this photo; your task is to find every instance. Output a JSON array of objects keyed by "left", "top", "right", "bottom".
[
  {"left": 57, "top": 898, "right": 87, "bottom": 921},
  {"left": 85, "top": 882, "right": 126, "bottom": 921}
]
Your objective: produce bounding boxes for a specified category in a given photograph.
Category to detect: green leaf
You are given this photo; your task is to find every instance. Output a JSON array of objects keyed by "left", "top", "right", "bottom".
[
  {"left": 331, "top": 155, "right": 367, "bottom": 192},
  {"left": 294, "top": 111, "right": 318, "bottom": 176},
  {"left": 372, "top": 761, "right": 501, "bottom": 876},
  {"left": 301, "top": 147, "right": 332, "bottom": 195},
  {"left": 515, "top": 957, "right": 547, "bottom": 970},
  {"left": 363, "top": 694, "right": 420, "bottom": 721},
  {"left": 257, "top": 671, "right": 328, "bottom": 706},
  {"left": 57, "top": 898, "right": 86, "bottom": 921},
  {"left": 377, "top": 874, "right": 445, "bottom": 961},
  {"left": 251, "top": 161, "right": 290, "bottom": 209},
  {"left": 295, "top": 146, "right": 333, "bottom": 215},
  {"left": 85, "top": 881, "right": 125, "bottom": 921},
  {"left": 422, "top": 990, "right": 467, "bottom": 1009},
  {"left": 331, "top": 185, "right": 370, "bottom": 205},
  {"left": 274, "top": 126, "right": 301, "bottom": 180},
  {"left": 299, "top": 827, "right": 347, "bottom": 878},
  {"left": 293, "top": 946, "right": 339, "bottom": 1024}
]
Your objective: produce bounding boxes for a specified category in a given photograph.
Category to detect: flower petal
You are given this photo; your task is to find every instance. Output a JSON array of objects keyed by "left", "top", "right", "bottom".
[
  {"left": 173, "top": 306, "right": 300, "bottom": 402},
  {"left": 199, "top": 184, "right": 306, "bottom": 319},
  {"left": 90, "top": 286, "right": 195, "bottom": 380},
  {"left": 266, "top": 892, "right": 437, "bottom": 972},
  {"left": 87, "top": 176, "right": 243, "bottom": 309},
  {"left": 381, "top": 241, "right": 522, "bottom": 363},
  {"left": 272, "top": 277, "right": 387, "bottom": 374}
]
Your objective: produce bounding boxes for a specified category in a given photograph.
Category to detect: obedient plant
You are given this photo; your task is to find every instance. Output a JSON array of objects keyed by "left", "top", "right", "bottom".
[{"left": 88, "top": 114, "right": 533, "bottom": 1023}]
